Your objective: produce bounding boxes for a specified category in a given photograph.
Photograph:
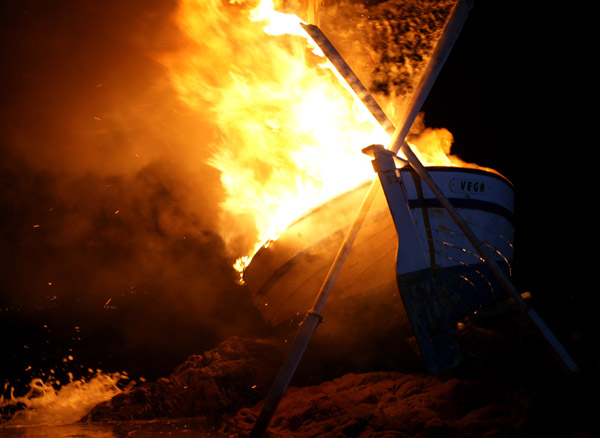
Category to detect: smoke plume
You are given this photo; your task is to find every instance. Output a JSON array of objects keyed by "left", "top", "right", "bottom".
[{"left": 0, "top": 0, "right": 269, "bottom": 386}]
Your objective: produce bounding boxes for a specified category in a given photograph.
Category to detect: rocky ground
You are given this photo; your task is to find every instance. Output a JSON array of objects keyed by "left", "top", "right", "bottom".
[{"left": 83, "top": 309, "right": 598, "bottom": 438}]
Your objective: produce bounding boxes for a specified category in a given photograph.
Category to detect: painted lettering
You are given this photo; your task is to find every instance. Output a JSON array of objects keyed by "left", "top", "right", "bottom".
[{"left": 451, "top": 178, "right": 488, "bottom": 194}]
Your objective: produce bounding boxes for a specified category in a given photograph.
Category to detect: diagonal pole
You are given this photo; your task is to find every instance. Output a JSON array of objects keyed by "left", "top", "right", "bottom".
[
  {"left": 396, "top": 143, "right": 581, "bottom": 375},
  {"left": 250, "top": 2, "right": 473, "bottom": 436},
  {"left": 249, "top": 178, "right": 379, "bottom": 438},
  {"left": 307, "top": 0, "right": 580, "bottom": 377},
  {"left": 316, "top": 0, "right": 579, "bottom": 375}
]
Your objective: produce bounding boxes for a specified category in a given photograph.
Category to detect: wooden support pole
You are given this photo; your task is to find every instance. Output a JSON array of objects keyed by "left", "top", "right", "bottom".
[
  {"left": 399, "top": 143, "right": 581, "bottom": 375},
  {"left": 301, "top": 23, "right": 395, "bottom": 136},
  {"left": 250, "top": 2, "right": 473, "bottom": 436},
  {"left": 389, "top": 0, "right": 473, "bottom": 153},
  {"left": 250, "top": 181, "right": 379, "bottom": 438}
]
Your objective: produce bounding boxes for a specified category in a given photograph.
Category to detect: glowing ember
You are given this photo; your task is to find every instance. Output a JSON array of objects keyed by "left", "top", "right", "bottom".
[{"left": 162, "top": 0, "right": 490, "bottom": 282}]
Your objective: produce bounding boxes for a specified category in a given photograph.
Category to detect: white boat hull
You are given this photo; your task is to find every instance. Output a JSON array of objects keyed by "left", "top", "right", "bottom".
[{"left": 243, "top": 166, "right": 515, "bottom": 346}]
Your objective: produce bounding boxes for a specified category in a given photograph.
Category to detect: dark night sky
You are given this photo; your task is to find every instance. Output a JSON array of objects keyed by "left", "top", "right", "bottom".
[{"left": 0, "top": 0, "right": 594, "bottom": 395}]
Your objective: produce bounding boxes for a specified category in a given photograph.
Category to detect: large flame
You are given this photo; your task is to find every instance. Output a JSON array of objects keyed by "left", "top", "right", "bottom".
[{"left": 162, "top": 0, "right": 484, "bottom": 281}]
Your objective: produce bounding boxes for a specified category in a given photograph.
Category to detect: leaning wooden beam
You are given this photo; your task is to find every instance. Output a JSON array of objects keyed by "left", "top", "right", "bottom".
[
  {"left": 249, "top": 179, "right": 380, "bottom": 438},
  {"left": 306, "top": 0, "right": 580, "bottom": 377},
  {"left": 398, "top": 143, "right": 581, "bottom": 375},
  {"left": 301, "top": 22, "right": 396, "bottom": 137},
  {"left": 250, "top": 2, "right": 473, "bottom": 436},
  {"left": 388, "top": 0, "right": 474, "bottom": 153},
  {"left": 380, "top": 0, "right": 580, "bottom": 376}
]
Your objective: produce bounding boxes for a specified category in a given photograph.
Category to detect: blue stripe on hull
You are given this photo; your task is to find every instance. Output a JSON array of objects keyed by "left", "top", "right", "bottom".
[{"left": 408, "top": 198, "right": 515, "bottom": 226}]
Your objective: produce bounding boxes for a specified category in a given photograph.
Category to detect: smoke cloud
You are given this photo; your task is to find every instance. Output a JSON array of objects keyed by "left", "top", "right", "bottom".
[{"left": 0, "top": 0, "right": 270, "bottom": 386}]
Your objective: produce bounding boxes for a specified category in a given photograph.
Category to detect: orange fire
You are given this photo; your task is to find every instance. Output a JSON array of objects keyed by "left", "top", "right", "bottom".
[{"left": 161, "top": 0, "right": 488, "bottom": 281}]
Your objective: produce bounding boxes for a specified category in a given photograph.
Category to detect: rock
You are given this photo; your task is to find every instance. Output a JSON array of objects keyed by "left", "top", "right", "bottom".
[
  {"left": 225, "top": 367, "right": 594, "bottom": 438},
  {"left": 222, "top": 320, "right": 598, "bottom": 437},
  {"left": 83, "top": 336, "right": 285, "bottom": 421},
  {"left": 82, "top": 319, "right": 597, "bottom": 437}
]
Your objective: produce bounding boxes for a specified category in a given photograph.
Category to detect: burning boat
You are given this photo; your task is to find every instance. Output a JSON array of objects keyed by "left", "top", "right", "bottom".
[
  {"left": 222, "top": 0, "right": 516, "bottom": 361},
  {"left": 243, "top": 163, "right": 515, "bottom": 332},
  {"left": 166, "top": 0, "right": 579, "bottom": 381}
]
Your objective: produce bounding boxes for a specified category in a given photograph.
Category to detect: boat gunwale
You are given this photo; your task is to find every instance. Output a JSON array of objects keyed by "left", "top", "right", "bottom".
[{"left": 247, "top": 166, "right": 513, "bottom": 271}]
